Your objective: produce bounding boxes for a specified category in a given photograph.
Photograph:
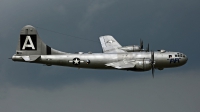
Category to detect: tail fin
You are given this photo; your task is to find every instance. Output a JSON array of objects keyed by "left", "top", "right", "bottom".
[{"left": 15, "top": 25, "right": 66, "bottom": 56}]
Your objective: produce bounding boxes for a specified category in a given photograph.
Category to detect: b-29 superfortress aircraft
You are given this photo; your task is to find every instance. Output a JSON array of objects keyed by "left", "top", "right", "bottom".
[{"left": 12, "top": 25, "right": 188, "bottom": 77}]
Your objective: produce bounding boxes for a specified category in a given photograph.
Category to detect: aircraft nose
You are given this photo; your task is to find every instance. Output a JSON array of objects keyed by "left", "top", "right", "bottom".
[{"left": 183, "top": 54, "right": 188, "bottom": 64}]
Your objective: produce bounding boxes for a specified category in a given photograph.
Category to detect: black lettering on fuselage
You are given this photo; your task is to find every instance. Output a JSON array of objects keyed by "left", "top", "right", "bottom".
[{"left": 170, "top": 58, "right": 180, "bottom": 63}]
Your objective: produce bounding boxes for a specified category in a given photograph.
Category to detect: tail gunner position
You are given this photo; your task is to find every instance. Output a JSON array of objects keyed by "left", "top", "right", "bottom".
[{"left": 12, "top": 25, "right": 188, "bottom": 77}]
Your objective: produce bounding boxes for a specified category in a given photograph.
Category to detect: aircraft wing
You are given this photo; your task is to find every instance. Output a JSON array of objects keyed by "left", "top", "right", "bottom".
[
  {"left": 99, "top": 35, "right": 126, "bottom": 53},
  {"left": 105, "top": 60, "right": 135, "bottom": 69}
]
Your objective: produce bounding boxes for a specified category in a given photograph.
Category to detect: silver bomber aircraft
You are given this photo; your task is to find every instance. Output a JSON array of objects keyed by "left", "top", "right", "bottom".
[{"left": 12, "top": 25, "right": 188, "bottom": 77}]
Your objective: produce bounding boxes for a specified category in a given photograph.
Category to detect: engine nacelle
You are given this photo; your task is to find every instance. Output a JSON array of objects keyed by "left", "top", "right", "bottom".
[
  {"left": 120, "top": 45, "right": 141, "bottom": 52},
  {"left": 135, "top": 59, "right": 152, "bottom": 71}
]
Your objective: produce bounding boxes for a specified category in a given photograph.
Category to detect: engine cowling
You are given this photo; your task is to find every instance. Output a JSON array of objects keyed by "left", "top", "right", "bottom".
[
  {"left": 135, "top": 59, "right": 152, "bottom": 71},
  {"left": 120, "top": 45, "right": 141, "bottom": 52}
]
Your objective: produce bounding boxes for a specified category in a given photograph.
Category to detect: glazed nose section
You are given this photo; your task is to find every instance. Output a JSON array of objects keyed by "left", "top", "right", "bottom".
[{"left": 182, "top": 54, "right": 188, "bottom": 64}]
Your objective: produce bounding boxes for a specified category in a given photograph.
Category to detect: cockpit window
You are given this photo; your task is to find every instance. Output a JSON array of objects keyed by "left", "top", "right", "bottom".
[{"left": 175, "top": 53, "right": 186, "bottom": 57}]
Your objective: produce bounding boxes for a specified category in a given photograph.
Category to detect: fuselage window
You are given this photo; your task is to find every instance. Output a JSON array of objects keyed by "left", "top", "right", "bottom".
[
  {"left": 86, "top": 60, "right": 90, "bottom": 64},
  {"left": 175, "top": 55, "right": 177, "bottom": 57},
  {"left": 169, "top": 55, "right": 172, "bottom": 58}
]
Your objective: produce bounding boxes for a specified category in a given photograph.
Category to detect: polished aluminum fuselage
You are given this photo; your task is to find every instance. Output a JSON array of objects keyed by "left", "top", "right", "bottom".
[{"left": 12, "top": 51, "right": 188, "bottom": 71}]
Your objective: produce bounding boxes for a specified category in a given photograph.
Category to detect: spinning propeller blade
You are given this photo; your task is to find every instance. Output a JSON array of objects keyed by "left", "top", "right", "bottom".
[
  {"left": 151, "top": 51, "right": 155, "bottom": 78},
  {"left": 140, "top": 39, "right": 143, "bottom": 49},
  {"left": 146, "top": 43, "right": 149, "bottom": 52}
]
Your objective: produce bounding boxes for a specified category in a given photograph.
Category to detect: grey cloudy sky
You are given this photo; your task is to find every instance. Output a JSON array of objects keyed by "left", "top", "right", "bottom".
[{"left": 0, "top": 0, "right": 200, "bottom": 112}]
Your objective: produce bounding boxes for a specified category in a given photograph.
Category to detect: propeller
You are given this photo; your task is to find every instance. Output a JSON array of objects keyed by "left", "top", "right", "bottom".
[
  {"left": 140, "top": 39, "right": 143, "bottom": 49},
  {"left": 146, "top": 43, "right": 149, "bottom": 52},
  {"left": 151, "top": 51, "right": 155, "bottom": 78},
  {"left": 140, "top": 39, "right": 149, "bottom": 52}
]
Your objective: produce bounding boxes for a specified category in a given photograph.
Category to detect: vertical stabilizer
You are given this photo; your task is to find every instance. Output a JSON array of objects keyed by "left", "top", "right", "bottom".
[{"left": 15, "top": 25, "right": 66, "bottom": 56}]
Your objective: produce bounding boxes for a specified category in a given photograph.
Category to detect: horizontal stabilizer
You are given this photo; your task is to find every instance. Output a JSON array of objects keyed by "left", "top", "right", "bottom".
[{"left": 22, "top": 55, "right": 40, "bottom": 62}]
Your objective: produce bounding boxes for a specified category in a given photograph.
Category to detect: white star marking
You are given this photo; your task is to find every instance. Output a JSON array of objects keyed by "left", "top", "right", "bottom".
[{"left": 74, "top": 59, "right": 80, "bottom": 64}]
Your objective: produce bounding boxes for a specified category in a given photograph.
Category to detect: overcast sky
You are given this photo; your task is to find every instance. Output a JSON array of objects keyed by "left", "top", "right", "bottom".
[{"left": 0, "top": 0, "right": 200, "bottom": 112}]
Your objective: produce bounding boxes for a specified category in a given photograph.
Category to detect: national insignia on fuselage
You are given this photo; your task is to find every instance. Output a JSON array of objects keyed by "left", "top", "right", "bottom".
[{"left": 73, "top": 58, "right": 80, "bottom": 65}]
